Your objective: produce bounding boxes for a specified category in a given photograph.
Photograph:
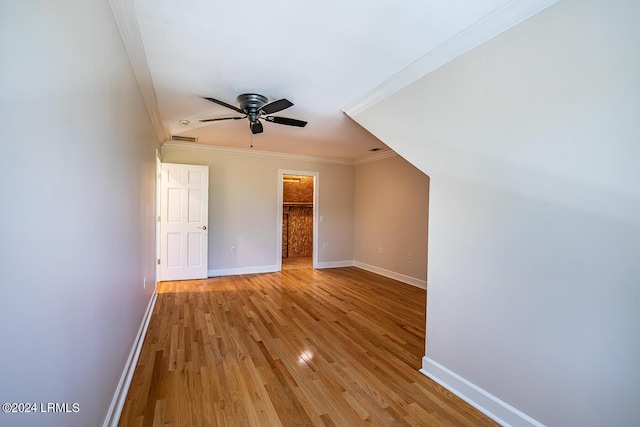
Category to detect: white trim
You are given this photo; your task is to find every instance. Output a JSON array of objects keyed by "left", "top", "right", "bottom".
[
  {"left": 420, "top": 357, "right": 545, "bottom": 427},
  {"left": 354, "top": 150, "right": 398, "bottom": 166},
  {"left": 353, "top": 261, "right": 426, "bottom": 289},
  {"left": 277, "top": 169, "right": 320, "bottom": 271},
  {"left": 155, "top": 151, "right": 161, "bottom": 285},
  {"left": 108, "top": 0, "right": 167, "bottom": 144},
  {"left": 316, "top": 260, "right": 355, "bottom": 269},
  {"left": 209, "top": 261, "right": 357, "bottom": 276},
  {"left": 208, "top": 265, "right": 279, "bottom": 277},
  {"left": 161, "top": 141, "right": 405, "bottom": 166},
  {"left": 162, "top": 141, "right": 353, "bottom": 165},
  {"left": 103, "top": 291, "right": 158, "bottom": 427},
  {"left": 277, "top": 172, "right": 284, "bottom": 271},
  {"left": 343, "top": 0, "right": 560, "bottom": 117}
]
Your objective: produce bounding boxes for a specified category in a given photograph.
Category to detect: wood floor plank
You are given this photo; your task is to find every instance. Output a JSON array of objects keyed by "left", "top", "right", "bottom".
[{"left": 118, "top": 267, "right": 498, "bottom": 427}]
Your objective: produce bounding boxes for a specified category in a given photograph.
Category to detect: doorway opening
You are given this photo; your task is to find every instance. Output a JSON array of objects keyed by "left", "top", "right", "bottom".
[{"left": 277, "top": 170, "right": 318, "bottom": 271}]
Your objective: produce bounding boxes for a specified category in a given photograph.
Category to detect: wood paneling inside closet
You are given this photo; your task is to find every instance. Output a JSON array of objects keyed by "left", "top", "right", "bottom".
[
  {"left": 284, "top": 206, "right": 313, "bottom": 257},
  {"left": 282, "top": 175, "right": 314, "bottom": 258}
]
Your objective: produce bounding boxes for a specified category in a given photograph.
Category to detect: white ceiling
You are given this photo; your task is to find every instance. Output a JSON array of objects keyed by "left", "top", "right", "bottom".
[{"left": 118, "top": 0, "right": 557, "bottom": 161}]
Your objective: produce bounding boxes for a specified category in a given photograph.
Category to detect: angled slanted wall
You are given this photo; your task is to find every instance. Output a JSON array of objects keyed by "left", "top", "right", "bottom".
[{"left": 348, "top": 0, "right": 640, "bottom": 426}]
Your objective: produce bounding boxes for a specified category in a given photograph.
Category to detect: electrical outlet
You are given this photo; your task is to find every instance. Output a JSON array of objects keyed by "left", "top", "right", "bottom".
[
  {"left": 143, "top": 277, "right": 147, "bottom": 289},
  {"left": 323, "top": 243, "right": 329, "bottom": 250},
  {"left": 378, "top": 247, "right": 384, "bottom": 254}
]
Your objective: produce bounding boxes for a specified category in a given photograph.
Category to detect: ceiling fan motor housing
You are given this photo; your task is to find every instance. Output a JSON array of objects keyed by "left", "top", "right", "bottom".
[{"left": 238, "top": 93, "right": 268, "bottom": 121}]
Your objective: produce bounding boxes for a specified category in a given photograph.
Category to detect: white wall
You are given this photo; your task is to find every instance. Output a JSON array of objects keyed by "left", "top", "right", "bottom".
[
  {"left": 350, "top": 0, "right": 640, "bottom": 426},
  {"left": 354, "top": 154, "right": 429, "bottom": 286},
  {"left": 0, "top": 1, "right": 158, "bottom": 426},
  {"left": 161, "top": 144, "right": 355, "bottom": 274}
]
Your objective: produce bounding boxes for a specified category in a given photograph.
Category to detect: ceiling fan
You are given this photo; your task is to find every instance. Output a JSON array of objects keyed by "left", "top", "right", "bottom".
[{"left": 200, "top": 93, "right": 307, "bottom": 134}]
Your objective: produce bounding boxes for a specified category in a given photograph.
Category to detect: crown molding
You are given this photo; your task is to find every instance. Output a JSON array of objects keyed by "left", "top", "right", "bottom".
[
  {"left": 161, "top": 142, "right": 355, "bottom": 165},
  {"left": 109, "top": 0, "right": 167, "bottom": 144},
  {"left": 354, "top": 150, "right": 398, "bottom": 166},
  {"left": 343, "top": 0, "right": 560, "bottom": 117}
]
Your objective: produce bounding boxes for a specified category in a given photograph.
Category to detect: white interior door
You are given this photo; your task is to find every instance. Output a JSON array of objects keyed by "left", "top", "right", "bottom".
[{"left": 160, "top": 163, "right": 209, "bottom": 280}]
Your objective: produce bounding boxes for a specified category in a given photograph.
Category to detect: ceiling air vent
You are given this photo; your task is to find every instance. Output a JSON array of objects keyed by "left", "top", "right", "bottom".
[{"left": 171, "top": 135, "right": 198, "bottom": 143}]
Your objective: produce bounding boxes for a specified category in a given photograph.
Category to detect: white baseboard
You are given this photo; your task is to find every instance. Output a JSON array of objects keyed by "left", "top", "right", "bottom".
[
  {"left": 208, "top": 264, "right": 279, "bottom": 277},
  {"left": 209, "top": 261, "right": 419, "bottom": 278},
  {"left": 103, "top": 291, "right": 157, "bottom": 427},
  {"left": 315, "top": 260, "right": 355, "bottom": 269},
  {"left": 209, "top": 261, "right": 357, "bottom": 276},
  {"left": 353, "top": 261, "right": 426, "bottom": 289},
  {"left": 420, "top": 357, "right": 544, "bottom": 427}
]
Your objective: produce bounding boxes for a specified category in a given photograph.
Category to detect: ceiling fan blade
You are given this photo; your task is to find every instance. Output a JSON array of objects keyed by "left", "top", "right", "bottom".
[
  {"left": 265, "top": 116, "right": 307, "bottom": 127},
  {"left": 250, "top": 120, "right": 263, "bottom": 134},
  {"left": 199, "top": 116, "right": 245, "bottom": 122},
  {"left": 260, "top": 98, "right": 293, "bottom": 115},
  {"left": 203, "top": 97, "right": 244, "bottom": 114}
]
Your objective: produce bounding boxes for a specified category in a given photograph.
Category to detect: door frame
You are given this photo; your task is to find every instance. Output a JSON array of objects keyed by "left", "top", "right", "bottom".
[
  {"left": 155, "top": 149, "right": 162, "bottom": 289},
  {"left": 277, "top": 169, "right": 319, "bottom": 271}
]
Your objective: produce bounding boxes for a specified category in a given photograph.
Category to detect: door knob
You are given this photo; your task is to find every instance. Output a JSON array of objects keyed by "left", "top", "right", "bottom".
[{"left": 199, "top": 225, "right": 207, "bottom": 230}]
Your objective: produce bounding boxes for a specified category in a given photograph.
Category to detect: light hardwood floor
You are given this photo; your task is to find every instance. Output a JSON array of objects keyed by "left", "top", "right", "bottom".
[
  {"left": 118, "top": 267, "right": 497, "bottom": 426},
  {"left": 282, "top": 256, "right": 312, "bottom": 270}
]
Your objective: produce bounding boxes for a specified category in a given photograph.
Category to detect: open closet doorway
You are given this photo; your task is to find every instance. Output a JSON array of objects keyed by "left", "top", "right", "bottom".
[{"left": 277, "top": 170, "right": 319, "bottom": 271}]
